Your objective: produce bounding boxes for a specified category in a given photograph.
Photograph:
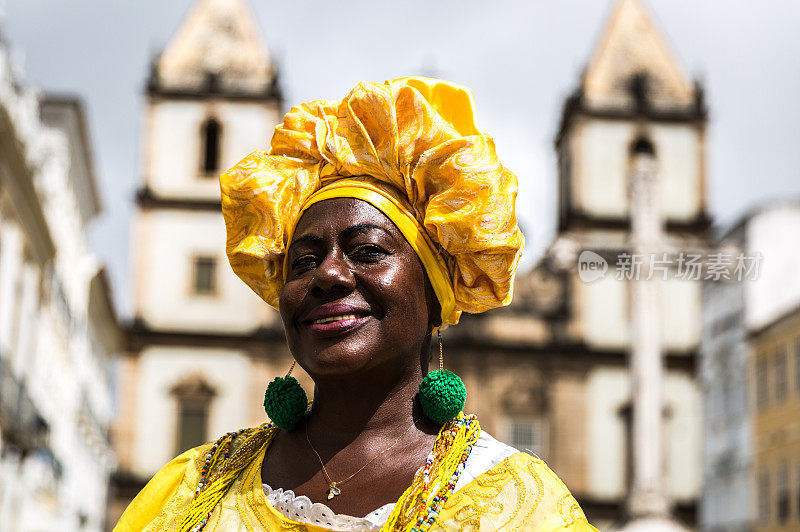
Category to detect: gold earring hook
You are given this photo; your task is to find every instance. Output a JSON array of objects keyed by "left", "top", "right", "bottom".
[
  {"left": 287, "top": 360, "right": 296, "bottom": 376},
  {"left": 437, "top": 330, "right": 444, "bottom": 371}
]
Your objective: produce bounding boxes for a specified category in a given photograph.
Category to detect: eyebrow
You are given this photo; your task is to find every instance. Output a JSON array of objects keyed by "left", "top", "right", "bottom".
[
  {"left": 288, "top": 223, "right": 395, "bottom": 253},
  {"left": 287, "top": 234, "right": 323, "bottom": 251},
  {"left": 341, "top": 223, "right": 394, "bottom": 240}
]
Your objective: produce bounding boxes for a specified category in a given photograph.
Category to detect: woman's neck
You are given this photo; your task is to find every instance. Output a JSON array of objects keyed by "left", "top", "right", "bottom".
[
  {"left": 305, "top": 355, "right": 436, "bottom": 446},
  {"left": 260, "top": 339, "right": 442, "bottom": 516}
]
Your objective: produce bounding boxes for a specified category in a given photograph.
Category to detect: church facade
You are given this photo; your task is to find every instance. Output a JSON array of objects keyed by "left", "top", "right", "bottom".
[
  {"left": 449, "top": 1, "right": 707, "bottom": 528},
  {"left": 111, "top": 0, "right": 707, "bottom": 529}
]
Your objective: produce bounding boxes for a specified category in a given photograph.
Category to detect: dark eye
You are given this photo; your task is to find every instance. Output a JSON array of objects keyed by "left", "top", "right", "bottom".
[
  {"left": 350, "top": 244, "right": 387, "bottom": 262},
  {"left": 291, "top": 253, "right": 319, "bottom": 271}
]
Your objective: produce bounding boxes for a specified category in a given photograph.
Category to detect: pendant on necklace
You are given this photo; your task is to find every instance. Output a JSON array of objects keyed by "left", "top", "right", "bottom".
[{"left": 327, "top": 484, "right": 341, "bottom": 500}]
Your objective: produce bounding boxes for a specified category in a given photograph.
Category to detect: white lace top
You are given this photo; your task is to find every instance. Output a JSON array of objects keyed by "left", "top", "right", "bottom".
[{"left": 262, "top": 431, "right": 517, "bottom": 531}]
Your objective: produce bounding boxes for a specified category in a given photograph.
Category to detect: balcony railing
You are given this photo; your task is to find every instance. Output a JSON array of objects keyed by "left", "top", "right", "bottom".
[{"left": 0, "top": 357, "right": 49, "bottom": 451}]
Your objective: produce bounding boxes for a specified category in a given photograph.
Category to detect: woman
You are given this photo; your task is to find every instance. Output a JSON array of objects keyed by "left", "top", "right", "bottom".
[{"left": 115, "top": 77, "right": 598, "bottom": 531}]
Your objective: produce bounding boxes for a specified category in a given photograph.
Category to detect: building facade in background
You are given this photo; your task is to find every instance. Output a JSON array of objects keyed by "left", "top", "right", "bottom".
[
  {"left": 111, "top": 0, "right": 707, "bottom": 530},
  {"left": 447, "top": 1, "right": 707, "bottom": 528},
  {"left": 108, "top": 0, "right": 295, "bottom": 524},
  {"left": 0, "top": 39, "right": 120, "bottom": 532},
  {"left": 700, "top": 201, "right": 800, "bottom": 532},
  {"left": 752, "top": 302, "right": 800, "bottom": 532},
  {"left": 699, "top": 213, "right": 752, "bottom": 532}
]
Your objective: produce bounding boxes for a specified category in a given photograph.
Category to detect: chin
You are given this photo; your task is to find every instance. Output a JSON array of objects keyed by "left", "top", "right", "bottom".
[
  {"left": 292, "top": 324, "right": 376, "bottom": 373},
  {"left": 302, "top": 343, "right": 377, "bottom": 377}
]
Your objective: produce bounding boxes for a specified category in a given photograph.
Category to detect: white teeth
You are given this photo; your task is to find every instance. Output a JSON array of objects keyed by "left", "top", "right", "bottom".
[{"left": 312, "top": 314, "right": 360, "bottom": 325}]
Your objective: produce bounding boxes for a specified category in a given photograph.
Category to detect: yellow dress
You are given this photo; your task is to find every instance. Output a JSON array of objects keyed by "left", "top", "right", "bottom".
[{"left": 114, "top": 431, "right": 598, "bottom": 532}]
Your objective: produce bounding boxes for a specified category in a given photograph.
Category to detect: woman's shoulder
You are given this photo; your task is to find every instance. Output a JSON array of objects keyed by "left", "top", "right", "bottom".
[
  {"left": 113, "top": 442, "right": 213, "bottom": 531},
  {"left": 466, "top": 431, "right": 573, "bottom": 494},
  {"left": 113, "top": 425, "right": 272, "bottom": 532},
  {"left": 456, "top": 430, "right": 517, "bottom": 489},
  {"left": 447, "top": 431, "right": 598, "bottom": 532}
]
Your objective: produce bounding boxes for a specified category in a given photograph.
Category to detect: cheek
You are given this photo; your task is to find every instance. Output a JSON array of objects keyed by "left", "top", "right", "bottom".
[
  {"left": 278, "top": 280, "right": 305, "bottom": 326},
  {"left": 375, "top": 260, "right": 430, "bottom": 317}
]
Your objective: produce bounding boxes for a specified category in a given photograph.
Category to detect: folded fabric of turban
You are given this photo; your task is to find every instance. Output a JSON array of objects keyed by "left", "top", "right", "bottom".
[{"left": 220, "top": 76, "right": 524, "bottom": 326}]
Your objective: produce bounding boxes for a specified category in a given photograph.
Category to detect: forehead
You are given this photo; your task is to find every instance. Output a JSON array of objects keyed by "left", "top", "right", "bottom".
[{"left": 291, "top": 197, "right": 400, "bottom": 241}]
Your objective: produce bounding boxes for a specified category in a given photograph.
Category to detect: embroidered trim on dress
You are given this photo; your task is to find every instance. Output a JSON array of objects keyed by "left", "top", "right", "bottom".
[
  {"left": 259, "top": 431, "right": 517, "bottom": 531},
  {"left": 262, "top": 483, "right": 394, "bottom": 531}
]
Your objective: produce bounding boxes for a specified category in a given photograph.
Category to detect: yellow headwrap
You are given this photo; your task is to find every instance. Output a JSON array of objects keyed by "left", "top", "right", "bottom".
[{"left": 220, "top": 77, "right": 524, "bottom": 326}]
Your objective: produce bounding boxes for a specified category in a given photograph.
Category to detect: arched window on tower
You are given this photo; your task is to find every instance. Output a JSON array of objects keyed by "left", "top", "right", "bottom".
[
  {"left": 171, "top": 375, "right": 216, "bottom": 453},
  {"left": 200, "top": 117, "right": 222, "bottom": 175},
  {"left": 629, "top": 135, "right": 656, "bottom": 157}
]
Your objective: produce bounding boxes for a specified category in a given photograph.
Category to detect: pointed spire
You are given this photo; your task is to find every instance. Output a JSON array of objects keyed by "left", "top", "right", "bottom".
[
  {"left": 154, "top": 0, "right": 274, "bottom": 94},
  {"left": 582, "top": 0, "right": 694, "bottom": 109}
]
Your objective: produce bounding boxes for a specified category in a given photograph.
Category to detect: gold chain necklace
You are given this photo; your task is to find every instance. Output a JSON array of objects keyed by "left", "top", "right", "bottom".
[{"left": 305, "top": 419, "right": 417, "bottom": 500}]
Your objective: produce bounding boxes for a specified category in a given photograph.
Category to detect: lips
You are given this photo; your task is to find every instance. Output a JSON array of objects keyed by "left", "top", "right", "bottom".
[{"left": 301, "top": 303, "right": 372, "bottom": 337}]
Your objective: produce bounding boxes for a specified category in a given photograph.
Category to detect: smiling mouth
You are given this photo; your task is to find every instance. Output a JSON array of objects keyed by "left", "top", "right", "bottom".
[
  {"left": 310, "top": 313, "right": 364, "bottom": 325},
  {"left": 304, "top": 313, "right": 371, "bottom": 336}
]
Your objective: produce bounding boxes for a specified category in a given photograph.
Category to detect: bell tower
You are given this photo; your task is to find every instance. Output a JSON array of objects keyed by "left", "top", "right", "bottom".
[
  {"left": 135, "top": 0, "right": 281, "bottom": 333},
  {"left": 550, "top": 0, "right": 709, "bottom": 354},
  {"left": 541, "top": 1, "right": 707, "bottom": 526},
  {"left": 556, "top": 0, "right": 709, "bottom": 237},
  {"left": 111, "top": 0, "right": 297, "bottom": 522}
]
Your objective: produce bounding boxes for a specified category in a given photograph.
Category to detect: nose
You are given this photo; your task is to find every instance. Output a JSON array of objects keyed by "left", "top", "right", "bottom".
[{"left": 309, "top": 248, "right": 355, "bottom": 296}]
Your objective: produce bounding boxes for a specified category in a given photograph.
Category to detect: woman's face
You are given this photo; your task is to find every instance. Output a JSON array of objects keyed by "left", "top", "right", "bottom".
[{"left": 279, "top": 198, "right": 437, "bottom": 377}]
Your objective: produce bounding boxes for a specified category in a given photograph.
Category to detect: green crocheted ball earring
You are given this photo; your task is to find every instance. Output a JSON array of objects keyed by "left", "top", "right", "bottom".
[
  {"left": 419, "top": 330, "right": 466, "bottom": 424},
  {"left": 264, "top": 361, "right": 307, "bottom": 430}
]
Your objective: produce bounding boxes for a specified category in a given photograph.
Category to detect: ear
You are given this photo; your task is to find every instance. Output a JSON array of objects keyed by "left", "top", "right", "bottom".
[
  {"left": 426, "top": 279, "right": 443, "bottom": 329},
  {"left": 431, "top": 301, "right": 442, "bottom": 328}
]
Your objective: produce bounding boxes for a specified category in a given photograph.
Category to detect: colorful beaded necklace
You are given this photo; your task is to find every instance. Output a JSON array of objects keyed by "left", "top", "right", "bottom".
[{"left": 179, "top": 413, "right": 480, "bottom": 532}]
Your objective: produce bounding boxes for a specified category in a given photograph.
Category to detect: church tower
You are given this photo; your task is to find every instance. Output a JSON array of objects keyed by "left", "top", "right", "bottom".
[
  {"left": 556, "top": 0, "right": 708, "bottom": 237},
  {"left": 420, "top": 2, "right": 707, "bottom": 529},
  {"left": 110, "top": 0, "right": 300, "bottom": 521},
  {"left": 534, "top": 0, "right": 707, "bottom": 526}
]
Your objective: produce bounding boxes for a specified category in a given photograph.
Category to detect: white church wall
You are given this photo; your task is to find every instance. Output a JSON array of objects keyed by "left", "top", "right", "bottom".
[
  {"left": 135, "top": 208, "right": 277, "bottom": 333},
  {"left": 577, "top": 120, "right": 632, "bottom": 218},
  {"left": 580, "top": 275, "right": 700, "bottom": 352},
  {"left": 575, "top": 119, "right": 702, "bottom": 222},
  {"left": 650, "top": 123, "right": 702, "bottom": 222},
  {"left": 131, "top": 346, "right": 253, "bottom": 476},
  {"left": 146, "top": 101, "right": 205, "bottom": 196},
  {"left": 661, "top": 277, "right": 701, "bottom": 351},
  {"left": 580, "top": 274, "right": 630, "bottom": 349},
  {"left": 145, "top": 99, "right": 278, "bottom": 200},
  {"left": 586, "top": 367, "right": 702, "bottom": 501},
  {"left": 664, "top": 373, "right": 703, "bottom": 502},
  {"left": 587, "top": 367, "right": 629, "bottom": 500},
  {"left": 218, "top": 100, "right": 280, "bottom": 167}
]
